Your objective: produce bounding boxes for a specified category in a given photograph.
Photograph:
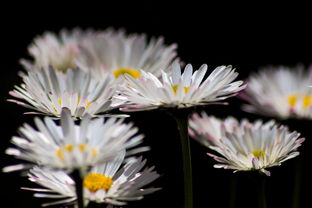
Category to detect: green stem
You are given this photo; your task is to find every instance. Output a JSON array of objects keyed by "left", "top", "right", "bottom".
[
  {"left": 72, "top": 169, "right": 84, "bottom": 208},
  {"left": 171, "top": 111, "right": 193, "bottom": 208},
  {"left": 258, "top": 176, "right": 266, "bottom": 208},
  {"left": 292, "top": 159, "right": 302, "bottom": 208},
  {"left": 229, "top": 174, "right": 237, "bottom": 208}
]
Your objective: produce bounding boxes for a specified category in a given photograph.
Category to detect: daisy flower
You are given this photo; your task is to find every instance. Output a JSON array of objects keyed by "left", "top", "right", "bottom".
[
  {"left": 241, "top": 65, "right": 312, "bottom": 119},
  {"left": 189, "top": 112, "right": 305, "bottom": 176},
  {"left": 117, "top": 62, "right": 246, "bottom": 111},
  {"left": 23, "top": 152, "right": 160, "bottom": 207},
  {"left": 21, "top": 28, "right": 95, "bottom": 73},
  {"left": 8, "top": 67, "right": 117, "bottom": 118},
  {"left": 76, "top": 28, "right": 178, "bottom": 79},
  {"left": 4, "top": 108, "right": 146, "bottom": 173}
]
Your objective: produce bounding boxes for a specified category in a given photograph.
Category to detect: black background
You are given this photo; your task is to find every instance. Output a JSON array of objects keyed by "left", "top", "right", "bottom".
[{"left": 1, "top": 2, "right": 312, "bottom": 208}]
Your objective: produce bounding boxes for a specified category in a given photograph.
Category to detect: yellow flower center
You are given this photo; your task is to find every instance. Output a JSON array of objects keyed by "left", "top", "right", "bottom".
[
  {"left": 287, "top": 94, "right": 312, "bottom": 109},
  {"left": 83, "top": 173, "right": 113, "bottom": 192},
  {"left": 55, "top": 61, "right": 76, "bottom": 73},
  {"left": 53, "top": 45, "right": 78, "bottom": 73},
  {"left": 113, "top": 68, "right": 141, "bottom": 79},
  {"left": 56, "top": 144, "right": 97, "bottom": 160},
  {"left": 77, "top": 98, "right": 93, "bottom": 109},
  {"left": 252, "top": 150, "right": 265, "bottom": 159},
  {"left": 52, "top": 98, "right": 93, "bottom": 112},
  {"left": 172, "top": 85, "right": 190, "bottom": 94}
]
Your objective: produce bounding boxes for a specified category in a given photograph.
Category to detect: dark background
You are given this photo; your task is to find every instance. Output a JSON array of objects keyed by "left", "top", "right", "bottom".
[{"left": 1, "top": 2, "right": 312, "bottom": 208}]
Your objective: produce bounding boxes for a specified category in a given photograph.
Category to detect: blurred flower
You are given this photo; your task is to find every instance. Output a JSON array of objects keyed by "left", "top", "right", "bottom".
[
  {"left": 76, "top": 29, "right": 178, "bottom": 78},
  {"left": 8, "top": 67, "right": 117, "bottom": 118},
  {"left": 4, "top": 108, "right": 146, "bottom": 173},
  {"left": 21, "top": 28, "right": 95, "bottom": 73},
  {"left": 23, "top": 152, "right": 160, "bottom": 207},
  {"left": 189, "top": 112, "right": 304, "bottom": 176},
  {"left": 117, "top": 62, "right": 245, "bottom": 111},
  {"left": 241, "top": 65, "right": 312, "bottom": 119}
]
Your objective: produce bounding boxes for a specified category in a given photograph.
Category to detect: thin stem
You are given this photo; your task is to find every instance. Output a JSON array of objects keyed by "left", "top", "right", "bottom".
[
  {"left": 292, "top": 159, "right": 302, "bottom": 208},
  {"left": 229, "top": 174, "right": 237, "bottom": 208},
  {"left": 170, "top": 110, "right": 193, "bottom": 208},
  {"left": 258, "top": 176, "right": 266, "bottom": 208},
  {"left": 72, "top": 169, "right": 84, "bottom": 208}
]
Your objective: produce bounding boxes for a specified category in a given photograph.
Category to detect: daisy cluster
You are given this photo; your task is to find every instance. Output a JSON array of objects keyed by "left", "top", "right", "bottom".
[{"left": 3, "top": 27, "right": 307, "bottom": 208}]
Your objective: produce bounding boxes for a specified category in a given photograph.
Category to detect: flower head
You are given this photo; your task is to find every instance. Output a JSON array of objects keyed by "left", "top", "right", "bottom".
[
  {"left": 23, "top": 153, "right": 160, "bottom": 207},
  {"left": 117, "top": 62, "right": 245, "bottom": 111},
  {"left": 76, "top": 29, "right": 178, "bottom": 78},
  {"left": 189, "top": 112, "right": 305, "bottom": 176},
  {"left": 4, "top": 108, "right": 146, "bottom": 173},
  {"left": 21, "top": 28, "right": 95, "bottom": 73},
  {"left": 241, "top": 65, "right": 312, "bottom": 119},
  {"left": 8, "top": 67, "right": 116, "bottom": 118}
]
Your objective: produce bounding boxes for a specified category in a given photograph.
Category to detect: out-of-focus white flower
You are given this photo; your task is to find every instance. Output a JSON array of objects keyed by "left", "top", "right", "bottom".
[
  {"left": 76, "top": 29, "right": 178, "bottom": 78},
  {"left": 117, "top": 62, "right": 245, "bottom": 111},
  {"left": 4, "top": 108, "right": 146, "bottom": 173},
  {"left": 8, "top": 67, "right": 117, "bottom": 118},
  {"left": 21, "top": 28, "right": 95, "bottom": 73},
  {"left": 189, "top": 112, "right": 305, "bottom": 176},
  {"left": 241, "top": 65, "right": 312, "bottom": 119},
  {"left": 23, "top": 153, "right": 160, "bottom": 207}
]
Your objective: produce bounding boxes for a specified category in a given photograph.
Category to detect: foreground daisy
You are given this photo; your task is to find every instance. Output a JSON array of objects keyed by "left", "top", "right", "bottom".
[
  {"left": 8, "top": 67, "right": 116, "bottom": 118},
  {"left": 21, "top": 28, "right": 95, "bottom": 73},
  {"left": 24, "top": 153, "right": 160, "bottom": 207},
  {"left": 241, "top": 65, "right": 312, "bottom": 119},
  {"left": 76, "top": 29, "right": 178, "bottom": 79},
  {"left": 117, "top": 62, "right": 246, "bottom": 111},
  {"left": 4, "top": 108, "right": 146, "bottom": 173},
  {"left": 189, "top": 112, "right": 304, "bottom": 175}
]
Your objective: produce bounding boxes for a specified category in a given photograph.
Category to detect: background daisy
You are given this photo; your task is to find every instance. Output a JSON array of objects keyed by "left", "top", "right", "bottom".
[
  {"left": 8, "top": 67, "right": 117, "bottom": 118},
  {"left": 76, "top": 29, "right": 178, "bottom": 79},
  {"left": 189, "top": 112, "right": 305, "bottom": 176},
  {"left": 21, "top": 28, "right": 96, "bottom": 73},
  {"left": 241, "top": 65, "right": 312, "bottom": 119}
]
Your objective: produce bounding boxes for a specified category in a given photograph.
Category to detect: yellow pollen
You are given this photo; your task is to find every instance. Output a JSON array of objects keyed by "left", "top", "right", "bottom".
[
  {"left": 79, "top": 144, "right": 87, "bottom": 152},
  {"left": 91, "top": 148, "right": 97, "bottom": 157},
  {"left": 303, "top": 95, "right": 312, "bottom": 109},
  {"left": 83, "top": 173, "right": 113, "bottom": 192},
  {"left": 77, "top": 98, "right": 92, "bottom": 109},
  {"left": 56, "top": 149, "right": 64, "bottom": 160},
  {"left": 86, "top": 101, "right": 92, "bottom": 109},
  {"left": 252, "top": 150, "right": 265, "bottom": 159},
  {"left": 184, "top": 86, "right": 190, "bottom": 93},
  {"left": 172, "top": 85, "right": 190, "bottom": 94},
  {"left": 65, "top": 145, "right": 73, "bottom": 152},
  {"left": 113, "top": 68, "right": 141, "bottom": 79},
  {"left": 57, "top": 98, "right": 63, "bottom": 105},
  {"left": 56, "top": 144, "right": 91, "bottom": 160},
  {"left": 287, "top": 94, "right": 312, "bottom": 110}
]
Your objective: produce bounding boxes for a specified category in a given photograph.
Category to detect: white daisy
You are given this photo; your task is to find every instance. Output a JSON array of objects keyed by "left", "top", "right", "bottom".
[
  {"left": 117, "top": 62, "right": 246, "bottom": 111},
  {"left": 21, "top": 28, "right": 95, "bottom": 73},
  {"left": 23, "top": 152, "right": 160, "bottom": 207},
  {"left": 4, "top": 108, "right": 146, "bottom": 173},
  {"left": 241, "top": 65, "right": 312, "bottom": 119},
  {"left": 189, "top": 112, "right": 305, "bottom": 176},
  {"left": 8, "top": 67, "right": 117, "bottom": 118},
  {"left": 76, "top": 28, "right": 178, "bottom": 79}
]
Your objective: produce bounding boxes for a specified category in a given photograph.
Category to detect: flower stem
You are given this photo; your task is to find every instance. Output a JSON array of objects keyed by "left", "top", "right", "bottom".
[
  {"left": 258, "top": 176, "right": 266, "bottom": 208},
  {"left": 292, "top": 159, "right": 302, "bottom": 208},
  {"left": 170, "top": 110, "right": 193, "bottom": 208},
  {"left": 72, "top": 169, "right": 84, "bottom": 208},
  {"left": 229, "top": 174, "right": 237, "bottom": 208}
]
